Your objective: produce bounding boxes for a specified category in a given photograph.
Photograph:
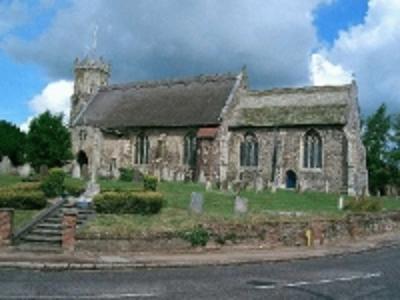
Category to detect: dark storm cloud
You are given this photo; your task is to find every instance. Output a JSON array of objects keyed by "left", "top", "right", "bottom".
[{"left": 2, "top": 0, "right": 325, "bottom": 88}]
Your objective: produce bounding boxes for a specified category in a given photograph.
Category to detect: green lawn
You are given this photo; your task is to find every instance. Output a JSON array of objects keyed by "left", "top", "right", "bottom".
[
  {"left": 79, "top": 180, "right": 400, "bottom": 237},
  {"left": 0, "top": 175, "right": 22, "bottom": 187},
  {"left": 13, "top": 210, "right": 39, "bottom": 230}
]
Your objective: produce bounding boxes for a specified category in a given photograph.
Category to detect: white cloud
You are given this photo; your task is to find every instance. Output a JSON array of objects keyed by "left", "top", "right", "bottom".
[
  {"left": 317, "top": 0, "right": 400, "bottom": 113},
  {"left": 3, "top": 0, "right": 327, "bottom": 89},
  {"left": 310, "top": 53, "right": 352, "bottom": 86},
  {"left": 19, "top": 80, "right": 73, "bottom": 132},
  {"left": 19, "top": 116, "right": 34, "bottom": 133}
]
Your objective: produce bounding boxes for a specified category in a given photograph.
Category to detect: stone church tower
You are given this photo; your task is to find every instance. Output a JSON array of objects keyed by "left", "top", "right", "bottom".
[{"left": 70, "top": 57, "right": 110, "bottom": 123}]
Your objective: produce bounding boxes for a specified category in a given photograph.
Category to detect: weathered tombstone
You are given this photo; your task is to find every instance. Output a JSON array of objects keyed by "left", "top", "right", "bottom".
[
  {"left": 0, "top": 156, "right": 12, "bottom": 175},
  {"left": 17, "top": 163, "right": 31, "bottom": 178},
  {"left": 81, "top": 164, "right": 89, "bottom": 179},
  {"left": 205, "top": 180, "right": 212, "bottom": 191},
  {"left": 72, "top": 163, "right": 81, "bottom": 178},
  {"left": 338, "top": 196, "right": 344, "bottom": 210},
  {"left": 255, "top": 177, "right": 263, "bottom": 193},
  {"left": 189, "top": 192, "right": 204, "bottom": 215},
  {"left": 234, "top": 196, "right": 248, "bottom": 215},
  {"left": 39, "top": 165, "right": 49, "bottom": 177}
]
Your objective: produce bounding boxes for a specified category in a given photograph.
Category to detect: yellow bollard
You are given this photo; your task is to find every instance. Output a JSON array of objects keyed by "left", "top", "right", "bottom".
[{"left": 305, "top": 229, "right": 312, "bottom": 247}]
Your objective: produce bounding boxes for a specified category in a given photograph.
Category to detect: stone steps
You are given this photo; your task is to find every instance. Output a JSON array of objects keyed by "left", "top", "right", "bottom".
[{"left": 15, "top": 200, "right": 95, "bottom": 251}]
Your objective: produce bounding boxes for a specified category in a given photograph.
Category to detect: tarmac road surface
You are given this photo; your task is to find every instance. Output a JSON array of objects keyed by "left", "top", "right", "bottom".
[{"left": 0, "top": 245, "right": 399, "bottom": 299}]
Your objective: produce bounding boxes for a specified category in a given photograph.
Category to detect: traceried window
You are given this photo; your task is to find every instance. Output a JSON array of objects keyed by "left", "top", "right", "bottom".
[
  {"left": 184, "top": 133, "right": 197, "bottom": 167},
  {"left": 240, "top": 132, "right": 258, "bottom": 167},
  {"left": 135, "top": 134, "right": 149, "bottom": 164},
  {"left": 303, "top": 129, "right": 322, "bottom": 169}
]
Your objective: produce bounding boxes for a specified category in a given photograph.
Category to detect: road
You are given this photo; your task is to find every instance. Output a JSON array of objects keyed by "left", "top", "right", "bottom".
[{"left": 0, "top": 246, "right": 400, "bottom": 299}]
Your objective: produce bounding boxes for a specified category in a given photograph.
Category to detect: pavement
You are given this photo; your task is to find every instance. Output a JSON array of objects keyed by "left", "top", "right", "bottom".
[{"left": 1, "top": 231, "right": 400, "bottom": 270}]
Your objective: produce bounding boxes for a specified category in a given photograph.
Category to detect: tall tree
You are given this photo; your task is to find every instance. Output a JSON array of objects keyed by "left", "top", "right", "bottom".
[
  {"left": 362, "top": 103, "right": 391, "bottom": 195},
  {"left": 0, "top": 120, "right": 26, "bottom": 165},
  {"left": 389, "top": 113, "right": 400, "bottom": 188},
  {"left": 26, "top": 111, "right": 73, "bottom": 170}
]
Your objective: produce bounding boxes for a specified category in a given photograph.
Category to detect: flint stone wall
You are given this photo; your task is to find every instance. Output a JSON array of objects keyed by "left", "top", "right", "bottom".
[{"left": 76, "top": 212, "right": 400, "bottom": 253}]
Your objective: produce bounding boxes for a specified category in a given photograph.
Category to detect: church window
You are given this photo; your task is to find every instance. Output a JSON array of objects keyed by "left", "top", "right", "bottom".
[
  {"left": 135, "top": 134, "right": 149, "bottom": 164},
  {"left": 303, "top": 129, "right": 322, "bottom": 169},
  {"left": 240, "top": 132, "right": 258, "bottom": 167},
  {"left": 184, "top": 133, "right": 197, "bottom": 167}
]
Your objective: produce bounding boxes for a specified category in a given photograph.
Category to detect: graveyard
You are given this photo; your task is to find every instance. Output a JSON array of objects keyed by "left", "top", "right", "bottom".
[{"left": 77, "top": 179, "right": 400, "bottom": 239}]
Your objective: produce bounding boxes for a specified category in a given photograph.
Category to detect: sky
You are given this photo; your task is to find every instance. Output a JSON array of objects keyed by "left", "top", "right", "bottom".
[{"left": 0, "top": 0, "right": 398, "bottom": 130}]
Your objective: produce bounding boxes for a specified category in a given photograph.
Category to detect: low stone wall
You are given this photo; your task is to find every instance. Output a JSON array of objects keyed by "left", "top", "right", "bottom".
[
  {"left": 76, "top": 211, "right": 400, "bottom": 253},
  {"left": 0, "top": 209, "right": 13, "bottom": 246}
]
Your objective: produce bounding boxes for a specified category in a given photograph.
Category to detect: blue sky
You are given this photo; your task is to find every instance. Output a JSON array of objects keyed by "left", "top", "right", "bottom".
[{"left": 1, "top": 0, "right": 399, "bottom": 128}]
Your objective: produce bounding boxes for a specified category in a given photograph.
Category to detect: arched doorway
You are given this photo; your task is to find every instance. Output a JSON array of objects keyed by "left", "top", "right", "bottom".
[
  {"left": 76, "top": 150, "right": 89, "bottom": 178},
  {"left": 286, "top": 170, "right": 297, "bottom": 189}
]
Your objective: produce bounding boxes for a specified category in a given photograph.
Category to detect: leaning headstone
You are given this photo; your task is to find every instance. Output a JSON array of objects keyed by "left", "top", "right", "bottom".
[
  {"left": 72, "top": 163, "right": 81, "bottom": 178},
  {"left": 17, "top": 163, "right": 31, "bottom": 178},
  {"left": 234, "top": 196, "right": 248, "bottom": 215},
  {"left": 189, "top": 192, "right": 204, "bottom": 215},
  {"left": 0, "top": 156, "right": 12, "bottom": 175}
]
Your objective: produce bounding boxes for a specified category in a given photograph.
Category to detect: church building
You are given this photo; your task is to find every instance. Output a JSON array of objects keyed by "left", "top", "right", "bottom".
[{"left": 70, "top": 56, "right": 368, "bottom": 195}]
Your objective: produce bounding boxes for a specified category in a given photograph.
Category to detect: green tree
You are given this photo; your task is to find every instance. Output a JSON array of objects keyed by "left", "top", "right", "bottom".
[
  {"left": 26, "top": 111, "right": 73, "bottom": 170},
  {"left": 389, "top": 113, "right": 400, "bottom": 188},
  {"left": 362, "top": 103, "right": 391, "bottom": 195},
  {"left": 0, "top": 120, "right": 26, "bottom": 165}
]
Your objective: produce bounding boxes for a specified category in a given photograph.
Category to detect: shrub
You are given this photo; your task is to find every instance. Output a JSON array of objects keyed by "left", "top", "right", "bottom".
[
  {"left": 119, "top": 168, "right": 134, "bottom": 182},
  {"left": 12, "top": 182, "right": 42, "bottom": 191},
  {"left": 144, "top": 175, "right": 158, "bottom": 191},
  {"left": 64, "top": 177, "right": 86, "bottom": 196},
  {"left": 181, "top": 225, "right": 210, "bottom": 247},
  {"left": 93, "top": 191, "right": 163, "bottom": 214},
  {"left": 0, "top": 189, "right": 46, "bottom": 209},
  {"left": 41, "top": 168, "right": 66, "bottom": 197},
  {"left": 344, "top": 197, "right": 383, "bottom": 213}
]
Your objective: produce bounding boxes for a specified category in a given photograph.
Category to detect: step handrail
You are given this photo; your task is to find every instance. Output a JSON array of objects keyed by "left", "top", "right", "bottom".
[{"left": 13, "top": 196, "right": 68, "bottom": 241}]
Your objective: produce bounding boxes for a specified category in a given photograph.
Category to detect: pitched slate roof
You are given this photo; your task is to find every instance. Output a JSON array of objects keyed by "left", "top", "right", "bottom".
[
  {"left": 228, "top": 84, "right": 354, "bottom": 127},
  {"left": 75, "top": 73, "right": 238, "bottom": 128}
]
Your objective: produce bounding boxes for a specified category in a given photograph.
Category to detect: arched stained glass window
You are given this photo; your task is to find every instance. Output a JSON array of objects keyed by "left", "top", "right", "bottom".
[
  {"left": 240, "top": 132, "right": 258, "bottom": 167},
  {"left": 303, "top": 129, "right": 322, "bottom": 169}
]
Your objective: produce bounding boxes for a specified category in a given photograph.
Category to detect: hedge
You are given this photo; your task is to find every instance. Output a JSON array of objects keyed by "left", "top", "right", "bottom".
[
  {"left": 64, "top": 177, "right": 86, "bottom": 196},
  {"left": 93, "top": 191, "right": 163, "bottom": 215},
  {"left": 144, "top": 175, "right": 158, "bottom": 191},
  {"left": 0, "top": 189, "right": 46, "bottom": 209},
  {"left": 41, "top": 168, "right": 66, "bottom": 197}
]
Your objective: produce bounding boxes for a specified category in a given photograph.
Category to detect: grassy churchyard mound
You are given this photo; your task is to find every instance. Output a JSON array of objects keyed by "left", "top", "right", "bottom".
[{"left": 79, "top": 179, "right": 400, "bottom": 243}]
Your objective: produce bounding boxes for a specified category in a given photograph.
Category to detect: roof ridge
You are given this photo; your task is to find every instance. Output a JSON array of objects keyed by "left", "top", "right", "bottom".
[
  {"left": 247, "top": 83, "right": 353, "bottom": 95},
  {"left": 100, "top": 72, "right": 238, "bottom": 92}
]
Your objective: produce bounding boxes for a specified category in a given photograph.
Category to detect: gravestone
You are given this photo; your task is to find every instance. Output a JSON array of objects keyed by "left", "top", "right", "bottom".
[
  {"left": 338, "top": 196, "right": 344, "bottom": 210},
  {"left": 0, "top": 156, "right": 12, "bottom": 175},
  {"left": 39, "top": 165, "right": 48, "bottom": 177},
  {"left": 72, "top": 163, "right": 81, "bottom": 178},
  {"left": 205, "top": 180, "right": 212, "bottom": 191},
  {"left": 234, "top": 196, "right": 248, "bottom": 215},
  {"left": 81, "top": 164, "right": 89, "bottom": 179},
  {"left": 255, "top": 177, "right": 263, "bottom": 193},
  {"left": 189, "top": 192, "right": 204, "bottom": 215},
  {"left": 17, "top": 164, "right": 31, "bottom": 178}
]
